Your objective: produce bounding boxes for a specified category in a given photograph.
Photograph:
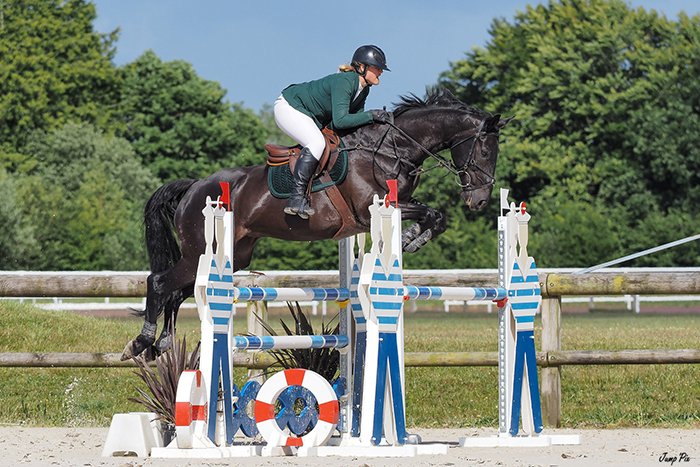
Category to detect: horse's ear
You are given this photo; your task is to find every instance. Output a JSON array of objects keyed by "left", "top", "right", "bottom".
[
  {"left": 483, "top": 114, "right": 501, "bottom": 132},
  {"left": 497, "top": 115, "right": 515, "bottom": 129}
]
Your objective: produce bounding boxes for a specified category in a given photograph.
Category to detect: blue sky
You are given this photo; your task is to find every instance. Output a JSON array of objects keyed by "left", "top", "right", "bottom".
[{"left": 92, "top": 0, "right": 700, "bottom": 112}]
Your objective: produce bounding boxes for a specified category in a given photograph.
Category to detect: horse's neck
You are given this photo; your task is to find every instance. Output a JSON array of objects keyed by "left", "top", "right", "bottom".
[{"left": 345, "top": 116, "right": 450, "bottom": 166}]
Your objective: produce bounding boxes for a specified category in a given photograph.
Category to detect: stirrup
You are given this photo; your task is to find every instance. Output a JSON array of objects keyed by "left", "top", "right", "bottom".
[
  {"left": 284, "top": 195, "right": 305, "bottom": 215},
  {"left": 298, "top": 198, "right": 315, "bottom": 219}
]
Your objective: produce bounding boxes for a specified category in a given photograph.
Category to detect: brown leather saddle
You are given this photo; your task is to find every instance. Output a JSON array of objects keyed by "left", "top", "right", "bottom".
[
  {"left": 264, "top": 128, "right": 354, "bottom": 239},
  {"left": 265, "top": 127, "right": 342, "bottom": 176}
]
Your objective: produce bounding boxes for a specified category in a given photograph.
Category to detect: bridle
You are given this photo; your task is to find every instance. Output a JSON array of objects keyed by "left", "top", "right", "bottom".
[{"left": 382, "top": 118, "right": 500, "bottom": 193}]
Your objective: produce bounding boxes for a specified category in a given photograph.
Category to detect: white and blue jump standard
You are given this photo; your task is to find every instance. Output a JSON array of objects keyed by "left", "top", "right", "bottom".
[
  {"left": 356, "top": 194, "right": 408, "bottom": 447},
  {"left": 107, "top": 183, "right": 579, "bottom": 459},
  {"left": 459, "top": 189, "right": 580, "bottom": 447}
]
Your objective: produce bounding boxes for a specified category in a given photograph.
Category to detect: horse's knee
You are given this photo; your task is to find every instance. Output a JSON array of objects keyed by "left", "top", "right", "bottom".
[{"left": 417, "top": 209, "right": 436, "bottom": 229}]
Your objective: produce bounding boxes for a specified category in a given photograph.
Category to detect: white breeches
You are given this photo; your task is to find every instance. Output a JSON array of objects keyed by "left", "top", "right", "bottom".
[{"left": 274, "top": 95, "right": 325, "bottom": 160}]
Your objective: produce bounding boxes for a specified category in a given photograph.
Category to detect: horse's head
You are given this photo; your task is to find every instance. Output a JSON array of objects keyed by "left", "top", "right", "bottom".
[{"left": 451, "top": 114, "right": 514, "bottom": 211}]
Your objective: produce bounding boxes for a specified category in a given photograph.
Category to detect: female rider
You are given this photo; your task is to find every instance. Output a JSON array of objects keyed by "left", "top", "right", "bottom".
[{"left": 274, "top": 45, "right": 391, "bottom": 219}]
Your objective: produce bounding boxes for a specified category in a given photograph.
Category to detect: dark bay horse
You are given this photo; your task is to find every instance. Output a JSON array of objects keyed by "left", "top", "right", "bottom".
[{"left": 122, "top": 90, "right": 513, "bottom": 360}]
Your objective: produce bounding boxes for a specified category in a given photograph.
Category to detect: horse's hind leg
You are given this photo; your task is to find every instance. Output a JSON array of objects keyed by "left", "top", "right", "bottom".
[
  {"left": 155, "top": 284, "right": 194, "bottom": 353},
  {"left": 121, "top": 259, "right": 197, "bottom": 361}
]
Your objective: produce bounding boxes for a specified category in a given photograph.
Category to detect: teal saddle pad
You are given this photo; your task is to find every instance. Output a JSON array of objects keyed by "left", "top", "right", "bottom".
[{"left": 268, "top": 149, "right": 348, "bottom": 199}]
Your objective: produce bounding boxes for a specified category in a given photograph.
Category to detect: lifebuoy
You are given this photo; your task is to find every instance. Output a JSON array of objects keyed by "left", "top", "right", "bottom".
[
  {"left": 174, "top": 370, "right": 208, "bottom": 448},
  {"left": 255, "top": 369, "right": 339, "bottom": 447}
]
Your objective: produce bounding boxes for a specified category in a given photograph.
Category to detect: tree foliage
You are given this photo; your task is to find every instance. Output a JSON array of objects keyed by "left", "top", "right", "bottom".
[
  {"left": 8, "top": 123, "right": 159, "bottom": 270},
  {"left": 0, "top": 0, "right": 119, "bottom": 165},
  {"left": 3, "top": 0, "right": 700, "bottom": 271},
  {"left": 439, "top": 0, "right": 700, "bottom": 267},
  {"left": 117, "top": 51, "right": 269, "bottom": 181},
  {"left": 0, "top": 174, "right": 37, "bottom": 269}
]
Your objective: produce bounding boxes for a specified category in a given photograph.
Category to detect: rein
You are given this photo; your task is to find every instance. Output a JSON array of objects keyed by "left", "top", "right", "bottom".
[{"left": 382, "top": 118, "right": 499, "bottom": 192}]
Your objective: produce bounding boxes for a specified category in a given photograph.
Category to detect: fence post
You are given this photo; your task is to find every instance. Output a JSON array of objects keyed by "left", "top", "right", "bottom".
[{"left": 540, "top": 295, "right": 562, "bottom": 427}]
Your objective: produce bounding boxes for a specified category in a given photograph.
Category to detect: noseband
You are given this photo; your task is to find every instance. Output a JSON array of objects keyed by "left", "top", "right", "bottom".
[{"left": 448, "top": 120, "right": 501, "bottom": 192}]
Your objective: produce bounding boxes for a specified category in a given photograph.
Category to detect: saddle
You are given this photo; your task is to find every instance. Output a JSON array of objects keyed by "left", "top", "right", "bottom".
[
  {"left": 265, "top": 127, "right": 341, "bottom": 176},
  {"left": 265, "top": 128, "right": 355, "bottom": 240}
]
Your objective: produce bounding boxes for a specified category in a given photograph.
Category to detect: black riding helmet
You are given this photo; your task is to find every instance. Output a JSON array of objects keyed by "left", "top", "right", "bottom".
[{"left": 352, "top": 45, "right": 390, "bottom": 73}]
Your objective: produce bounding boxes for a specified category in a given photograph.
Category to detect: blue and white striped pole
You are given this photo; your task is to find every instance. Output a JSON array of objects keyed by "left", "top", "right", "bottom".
[
  {"left": 232, "top": 335, "right": 349, "bottom": 350},
  {"left": 403, "top": 286, "right": 506, "bottom": 302},
  {"left": 233, "top": 287, "right": 350, "bottom": 303}
]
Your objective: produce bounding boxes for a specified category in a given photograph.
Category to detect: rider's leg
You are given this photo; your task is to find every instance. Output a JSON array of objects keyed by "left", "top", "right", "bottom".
[
  {"left": 285, "top": 147, "right": 318, "bottom": 217},
  {"left": 274, "top": 96, "right": 324, "bottom": 218}
]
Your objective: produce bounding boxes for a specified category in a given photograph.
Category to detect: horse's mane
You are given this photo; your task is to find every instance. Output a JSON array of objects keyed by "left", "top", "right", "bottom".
[{"left": 392, "top": 89, "right": 491, "bottom": 119}]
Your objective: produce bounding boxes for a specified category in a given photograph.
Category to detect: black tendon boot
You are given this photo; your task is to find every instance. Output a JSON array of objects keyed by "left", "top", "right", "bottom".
[{"left": 284, "top": 148, "right": 319, "bottom": 219}]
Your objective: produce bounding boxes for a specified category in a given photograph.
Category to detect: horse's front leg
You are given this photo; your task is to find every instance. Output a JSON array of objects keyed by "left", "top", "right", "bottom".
[{"left": 398, "top": 199, "right": 447, "bottom": 253}]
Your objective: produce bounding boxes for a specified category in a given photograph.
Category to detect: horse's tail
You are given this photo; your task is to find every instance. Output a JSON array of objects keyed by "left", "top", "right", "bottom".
[{"left": 144, "top": 179, "right": 198, "bottom": 274}]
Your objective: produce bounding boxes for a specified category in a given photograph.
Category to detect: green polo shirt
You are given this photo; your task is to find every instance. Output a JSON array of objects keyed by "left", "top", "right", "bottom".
[{"left": 281, "top": 71, "right": 373, "bottom": 130}]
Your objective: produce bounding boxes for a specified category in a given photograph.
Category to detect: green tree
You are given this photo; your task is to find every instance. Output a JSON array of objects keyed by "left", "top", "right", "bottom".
[
  {"left": 0, "top": 0, "right": 119, "bottom": 167},
  {"left": 440, "top": 0, "right": 700, "bottom": 267},
  {"left": 249, "top": 238, "right": 339, "bottom": 271},
  {"left": 0, "top": 173, "right": 37, "bottom": 268},
  {"left": 13, "top": 123, "right": 159, "bottom": 270},
  {"left": 117, "top": 51, "right": 268, "bottom": 181}
]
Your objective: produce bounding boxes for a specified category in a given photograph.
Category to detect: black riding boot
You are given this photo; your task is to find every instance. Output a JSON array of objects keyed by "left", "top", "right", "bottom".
[{"left": 284, "top": 148, "right": 318, "bottom": 219}]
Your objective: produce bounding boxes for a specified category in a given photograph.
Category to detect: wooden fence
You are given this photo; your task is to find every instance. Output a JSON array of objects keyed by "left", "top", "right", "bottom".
[{"left": 2, "top": 269, "right": 700, "bottom": 427}]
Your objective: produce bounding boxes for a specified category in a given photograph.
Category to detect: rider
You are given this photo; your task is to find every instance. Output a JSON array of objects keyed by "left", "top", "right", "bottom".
[{"left": 274, "top": 45, "right": 392, "bottom": 219}]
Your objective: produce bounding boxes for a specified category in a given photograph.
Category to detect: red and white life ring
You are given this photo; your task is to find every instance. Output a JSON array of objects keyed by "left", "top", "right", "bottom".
[
  {"left": 254, "top": 369, "right": 339, "bottom": 447},
  {"left": 174, "top": 369, "right": 209, "bottom": 448}
]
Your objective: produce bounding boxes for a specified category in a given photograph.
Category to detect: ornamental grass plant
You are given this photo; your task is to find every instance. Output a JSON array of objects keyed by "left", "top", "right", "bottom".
[
  {"left": 253, "top": 302, "right": 340, "bottom": 384},
  {"left": 128, "top": 324, "right": 200, "bottom": 425}
]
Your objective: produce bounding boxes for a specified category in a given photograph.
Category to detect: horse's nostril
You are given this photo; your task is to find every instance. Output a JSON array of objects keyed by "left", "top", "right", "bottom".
[{"left": 472, "top": 198, "right": 489, "bottom": 211}]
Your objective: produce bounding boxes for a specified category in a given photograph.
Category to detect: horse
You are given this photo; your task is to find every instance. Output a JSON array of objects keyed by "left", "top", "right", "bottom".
[{"left": 121, "top": 90, "right": 513, "bottom": 360}]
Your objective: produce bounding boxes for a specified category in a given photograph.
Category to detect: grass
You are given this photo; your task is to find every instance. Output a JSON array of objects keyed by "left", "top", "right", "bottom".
[{"left": 1, "top": 300, "right": 699, "bottom": 429}]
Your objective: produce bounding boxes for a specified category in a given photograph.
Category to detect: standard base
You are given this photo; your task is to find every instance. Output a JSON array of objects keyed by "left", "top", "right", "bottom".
[
  {"left": 150, "top": 444, "right": 297, "bottom": 458},
  {"left": 102, "top": 412, "right": 162, "bottom": 457},
  {"left": 150, "top": 437, "right": 448, "bottom": 458},
  {"left": 459, "top": 433, "right": 581, "bottom": 447}
]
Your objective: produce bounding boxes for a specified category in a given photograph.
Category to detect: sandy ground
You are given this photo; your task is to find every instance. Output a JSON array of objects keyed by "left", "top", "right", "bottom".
[{"left": 0, "top": 426, "right": 698, "bottom": 467}]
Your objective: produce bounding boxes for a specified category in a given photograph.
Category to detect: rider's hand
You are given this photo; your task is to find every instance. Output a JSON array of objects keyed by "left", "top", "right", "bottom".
[{"left": 370, "top": 109, "right": 391, "bottom": 123}]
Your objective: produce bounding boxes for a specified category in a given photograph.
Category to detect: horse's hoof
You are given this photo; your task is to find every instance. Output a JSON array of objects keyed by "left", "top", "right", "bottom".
[
  {"left": 143, "top": 346, "right": 159, "bottom": 362},
  {"left": 120, "top": 335, "right": 155, "bottom": 361},
  {"left": 156, "top": 334, "right": 172, "bottom": 354},
  {"left": 401, "top": 223, "right": 422, "bottom": 248},
  {"left": 120, "top": 340, "right": 139, "bottom": 361}
]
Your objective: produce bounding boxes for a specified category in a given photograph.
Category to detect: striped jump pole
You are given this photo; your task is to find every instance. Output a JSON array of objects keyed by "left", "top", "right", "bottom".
[
  {"left": 232, "top": 287, "right": 350, "bottom": 303},
  {"left": 232, "top": 335, "right": 349, "bottom": 351},
  {"left": 403, "top": 286, "right": 507, "bottom": 302}
]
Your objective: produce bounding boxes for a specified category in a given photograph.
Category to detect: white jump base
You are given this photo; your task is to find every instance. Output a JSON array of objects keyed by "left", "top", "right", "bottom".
[
  {"left": 459, "top": 433, "right": 581, "bottom": 447},
  {"left": 151, "top": 438, "right": 449, "bottom": 458}
]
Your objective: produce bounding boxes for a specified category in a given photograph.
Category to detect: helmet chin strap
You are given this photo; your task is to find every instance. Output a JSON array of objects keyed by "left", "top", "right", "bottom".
[
  {"left": 355, "top": 63, "right": 369, "bottom": 79},
  {"left": 355, "top": 64, "right": 373, "bottom": 87}
]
